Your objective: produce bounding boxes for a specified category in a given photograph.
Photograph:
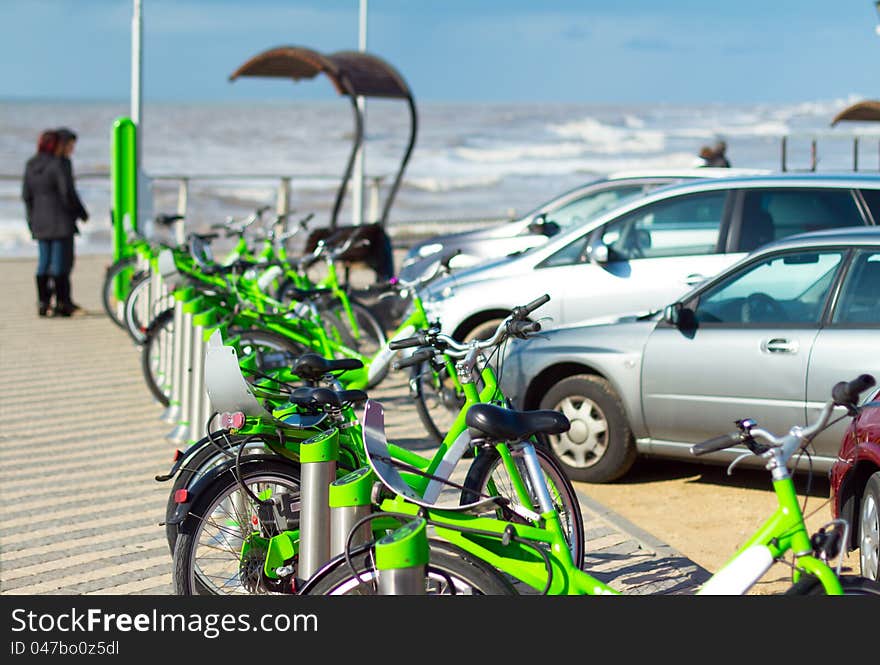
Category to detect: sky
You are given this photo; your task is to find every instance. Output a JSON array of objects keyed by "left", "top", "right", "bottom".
[{"left": 1, "top": 0, "right": 879, "bottom": 104}]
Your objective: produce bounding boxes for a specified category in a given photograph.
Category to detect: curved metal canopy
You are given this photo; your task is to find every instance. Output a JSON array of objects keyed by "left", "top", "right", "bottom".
[
  {"left": 831, "top": 100, "right": 880, "bottom": 126},
  {"left": 230, "top": 46, "right": 417, "bottom": 228}
]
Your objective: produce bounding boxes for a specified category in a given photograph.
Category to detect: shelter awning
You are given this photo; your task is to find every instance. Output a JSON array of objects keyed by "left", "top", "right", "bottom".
[
  {"left": 229, "top": 46, "right": 412, "bottom": 100},
  {"left": 831, "top": 100, "right": 880, "bottom": 126}
]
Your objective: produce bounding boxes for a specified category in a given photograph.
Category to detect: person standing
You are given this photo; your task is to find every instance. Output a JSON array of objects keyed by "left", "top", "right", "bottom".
[
  {"left": 21, "top": 127, "right": 88, "bottom": 317},
  {"left": 53, "top": 127, "right": 89, "bottom": 314}
]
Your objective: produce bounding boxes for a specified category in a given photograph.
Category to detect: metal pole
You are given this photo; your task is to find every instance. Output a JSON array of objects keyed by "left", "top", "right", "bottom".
[
  {"left": 780, "top": 136, "right": 787, "bottom": 172},
  {"left": 352, "top": 0, "right": 368, "bottom": 225},
  {"left": 131, "top": 0, "right": 143, "bottom": 171},
  {"left": 854, "top": 136, "right": 860, "bottom": 172}
]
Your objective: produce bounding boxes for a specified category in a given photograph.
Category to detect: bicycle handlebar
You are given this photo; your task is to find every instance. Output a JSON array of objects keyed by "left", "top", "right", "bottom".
[
  {"left": 691, "top": 373, "right": 876, "bottom": 468},
  {"left": 392, "top": 347, "right": 435, "bottom": 370},
  {"left": 691, "top": 432, "right": 745, "bottom": 456},
  {"left": 831, "top": 374, "right": 876, "bottom": 410}
]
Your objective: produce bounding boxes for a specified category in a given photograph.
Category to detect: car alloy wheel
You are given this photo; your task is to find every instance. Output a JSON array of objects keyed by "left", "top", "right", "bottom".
[
  {"left": 550, "top": 396, "right": 608, "bottom": 469},
  {"left": 860, "top": 473, "right": 880, "bottom": 582},
  {"left": 538, "top": 374, "right": 636, "bottom": 483}
]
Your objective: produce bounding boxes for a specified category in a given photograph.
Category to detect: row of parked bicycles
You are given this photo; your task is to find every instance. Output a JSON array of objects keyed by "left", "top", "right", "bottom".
[{"left": 104, "top": 207, "right": 880, "bottom": 596}]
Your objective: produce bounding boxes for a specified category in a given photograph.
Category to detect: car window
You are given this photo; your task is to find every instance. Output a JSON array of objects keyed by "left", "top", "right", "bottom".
[
  {"left": 832, "top": 250, "right": 880, "bottom": 325},
  {"left": 544, "top": 185, "right": 648, "bottom": 231},
  {"left": 735, "top": 189, "right": 863, "bottom": 252},
  {"left": 597, "top": 191, "right": 727, "bottom": 261},
  {"left": 860, "top": 189, "right": 880, "bottom": 224},
  {"left": 694, "top": 250, "right": 844, "bottom": 325},
  {"left": 537, "top": 233, "right": 591, "bottom": 268}
]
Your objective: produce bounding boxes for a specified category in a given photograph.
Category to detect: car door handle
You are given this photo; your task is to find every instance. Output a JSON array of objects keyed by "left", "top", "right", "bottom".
[
  {"left": 685, "top": 273, "right": 706, "bottom": 286},
  {"left": 761, "top": 338, "right": 799, "bottom": 354}
]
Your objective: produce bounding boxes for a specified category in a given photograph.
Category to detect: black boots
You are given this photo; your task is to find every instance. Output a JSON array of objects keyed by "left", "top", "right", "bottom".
[
  {"left": 53, "top": 275, "right": 76, "bottom": 317},
  {"left": 36, "top": 275, "right": 52, "bottom": 317}
]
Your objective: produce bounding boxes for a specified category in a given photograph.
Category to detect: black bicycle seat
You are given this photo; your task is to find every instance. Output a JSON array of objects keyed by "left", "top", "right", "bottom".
[
  {"left": 155, "top": 213, "right": 184, "bottom": 226},
  {"left": 287, "top": 386, "right": 368, "bottom": 409},
  {"left": 465, "top": 403, "right": 570, "bottom": 442},
  {"left": 293, "top": 354, "right": 364, "bottom": 382}
]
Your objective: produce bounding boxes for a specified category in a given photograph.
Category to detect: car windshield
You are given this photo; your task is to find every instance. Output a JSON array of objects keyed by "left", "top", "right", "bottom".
[
  {"left": 543, "top": 185, "right": 648, "bottom": 231},
  {"left": 695, "top": 250, "right": 844, "bottom": 325}
]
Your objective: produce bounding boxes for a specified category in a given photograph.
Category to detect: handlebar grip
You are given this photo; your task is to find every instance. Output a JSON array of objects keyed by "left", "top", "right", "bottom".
[
  {"left": 508, "top": 320, "right": 541, "bottom": 338},
  {"left": 523, "top": 294, "right": 551, "bottom": 316},
  {"left": 832, "top": 374, "right": 876, "bottom": 407},
  {"left": 392, "top": 347, "right": 434, "bottom": 370},
  {"left": 388, "top": 333, "right": 427, "bottom": 350},
  {"left": 691, "top": 432, "right": 743, "bottom": 456}
]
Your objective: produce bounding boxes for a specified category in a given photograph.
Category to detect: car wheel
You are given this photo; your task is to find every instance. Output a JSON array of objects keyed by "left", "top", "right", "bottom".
[
  {"left": 860, "top": 472, "right": 880, "bottom": 582},
  {"left": 538, "top": 374, "right": 636, "bottom": 483}
]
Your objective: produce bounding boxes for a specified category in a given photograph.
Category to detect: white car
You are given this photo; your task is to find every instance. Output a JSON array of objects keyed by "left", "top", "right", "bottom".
[
  {"left": 399, "top": 167, "right": 769, "bottom": 282},
  {"left": 422, "top": 173, "right": 880, "bottom": 341}
]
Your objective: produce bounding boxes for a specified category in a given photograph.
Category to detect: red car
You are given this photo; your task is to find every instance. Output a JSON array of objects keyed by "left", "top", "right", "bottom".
[{"left": 831, "top": 388, "right": 880, "bottom": 583}]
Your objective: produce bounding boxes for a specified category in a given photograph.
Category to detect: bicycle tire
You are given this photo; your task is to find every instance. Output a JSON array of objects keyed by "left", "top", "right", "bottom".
[
  {"left": 461, "top": 442, "right": 586, "bottom": 570},
  {"left": 173, "top": 461, "right": 302, "bottom": 596},
  {"left": 410, "top": 360, "right": 465, "bottom": 444},
  {"left": 141, "top": 307, "right": 176, "bottom": 407},
  {"left": 784, "top": 574, "right": 880, "bottom": 596},
  {"left": 123, "top": 272, "right": 173, "bottom": 345},
  {"left": 301, "top": 540, "right": 518, "bottom": 596},
  {"left": 163, "top": 434, "right": 276, "bottom": 554},
  {"left": 101, "top": 257, "right": 137, "bottom": 329},
  {"left": 230, "top": 327, "right": 309, "bottom": 374}
]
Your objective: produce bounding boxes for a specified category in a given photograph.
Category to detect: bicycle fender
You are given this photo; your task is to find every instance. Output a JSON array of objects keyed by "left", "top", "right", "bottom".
[{"left": 168, "top": 455, "right": 298, "bottom": 531}]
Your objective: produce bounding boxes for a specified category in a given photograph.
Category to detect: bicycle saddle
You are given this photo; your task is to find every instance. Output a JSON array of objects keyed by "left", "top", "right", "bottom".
[
  {"left": 465, "top": 403, "right": 570, "bottom": 442},
  {"left": 155, "top": 213, "right": 184, "bottom": 226},
  {"left": 284, "top": 286, "right": 334, "bottom": 301},
  {"left": 293, "top": 353, "right": 364, "bottom": 382},
  {"left": 287, "top": 386, "right": 368, "bottom": 409}
]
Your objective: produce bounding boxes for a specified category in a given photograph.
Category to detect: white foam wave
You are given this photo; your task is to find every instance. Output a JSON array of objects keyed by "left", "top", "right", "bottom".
[
  {"left": 405, "top": 175, "right": 502, "bottom": 192},
  {"left": 548, "top": 117, "right": 666, "bottom": 153},
  {"left": 454, "top": 142, "right": 587, "bottom": 163}
]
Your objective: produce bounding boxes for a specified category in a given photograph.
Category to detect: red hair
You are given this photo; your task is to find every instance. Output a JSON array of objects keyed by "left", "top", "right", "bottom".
[{"left": 37, "top": 130, "right": 59, "bottom": 155}]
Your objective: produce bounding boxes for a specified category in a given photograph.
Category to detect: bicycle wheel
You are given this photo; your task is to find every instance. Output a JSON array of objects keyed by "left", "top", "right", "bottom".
[
  {"left": 461, "top": 442, "right": 586, "bottom": 570},
  {"left": 172, "top": 461, "right": 302, "bottom": 595},
  {"left": 123, "top": 272, "right": 174, "bottom": 345},
  {"left": 410, "top": 360, "right": 466, "bottom": 444},
  {"left": 141, "top": 307, "right": 175, "bottom": 407},
  {"left": 341, "top": 301, "right": 387, "bottom": 356},
  {"left": 784, "top": 574, "right": 880, "bottom": 595},
  {"left": 231, "top": 327, "right": 309, "bottom": 376},
  {"left": 301, "top": 540, "right": 518, "bottom": 595},
  {"left": 163, "top": 434, "right": 276, "bottom": 554},
  {"left": 101, "top": 257, "right": 137, "bottom": 328}
]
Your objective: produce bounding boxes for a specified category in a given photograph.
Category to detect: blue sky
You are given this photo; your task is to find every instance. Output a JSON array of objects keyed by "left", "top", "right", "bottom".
[{"left": 1, "top": 0, "right": 879, "bottom": 103}]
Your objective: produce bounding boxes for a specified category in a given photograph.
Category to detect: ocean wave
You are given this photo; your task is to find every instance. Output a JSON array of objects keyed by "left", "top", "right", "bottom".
[
  {"left": 454, "top": 141, "right": 588, "bottom": 163},
  {"left": 547, "top": 117, "right": 666, "bottom": 153},
  {"left": 405, "top": 175, "right": 503, "bottom": 192}
]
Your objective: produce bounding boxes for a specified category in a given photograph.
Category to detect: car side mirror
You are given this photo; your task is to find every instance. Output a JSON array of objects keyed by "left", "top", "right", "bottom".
[
  {"left": 528, "top": 213, "right": 548, "bottom": 235},
  {"left": 663, "top": 303, "right": 682, "bottom": 326},
  {"left": 586, "top": 240, "right": 609, "bottom": 264},
  {"left": 663, "top": 302, "right": 696, "bottom": 330}
]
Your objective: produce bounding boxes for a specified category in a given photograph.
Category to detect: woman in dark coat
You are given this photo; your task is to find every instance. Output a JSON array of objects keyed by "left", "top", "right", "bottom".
[{"left": 21, "top": 127, "right": 89, "bottom": 317}]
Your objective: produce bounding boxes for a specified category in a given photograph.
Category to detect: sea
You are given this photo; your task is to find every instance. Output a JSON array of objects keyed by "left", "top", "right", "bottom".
[{"left": 2, "top": 96, "right": 879, "bottom": 257}]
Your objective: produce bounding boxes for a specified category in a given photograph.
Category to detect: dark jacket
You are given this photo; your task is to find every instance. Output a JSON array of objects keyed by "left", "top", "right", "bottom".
[{"left": 22, "top": 153, "right": 89, "bottom": 240}]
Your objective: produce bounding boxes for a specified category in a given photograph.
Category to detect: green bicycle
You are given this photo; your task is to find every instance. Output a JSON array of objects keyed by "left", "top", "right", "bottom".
[
  {"left": 297, "top": 374, "right": 880, "bottom": 595},
  {"left": 166, "top": 296, "right": 585, "bottom": 594}
]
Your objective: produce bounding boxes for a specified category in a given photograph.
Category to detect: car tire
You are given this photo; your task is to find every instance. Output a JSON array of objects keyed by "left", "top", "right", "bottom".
[
  {"left": 859, "top": 471, "right": 880, "bottom": 583},
  {"left": 538, "top": 374, "right": 636, "bottom": 483}
]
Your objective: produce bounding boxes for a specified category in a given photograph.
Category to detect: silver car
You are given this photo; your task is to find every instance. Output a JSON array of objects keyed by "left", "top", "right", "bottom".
[
  {"left": 423, "top": 173, "right": 880, "bottom": 342},
  {"left": 399, "top": 167, "right": 769, "bottom": 283},
  {"left": 499, "top": 226, "right": 880, "bottom": 483}
]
